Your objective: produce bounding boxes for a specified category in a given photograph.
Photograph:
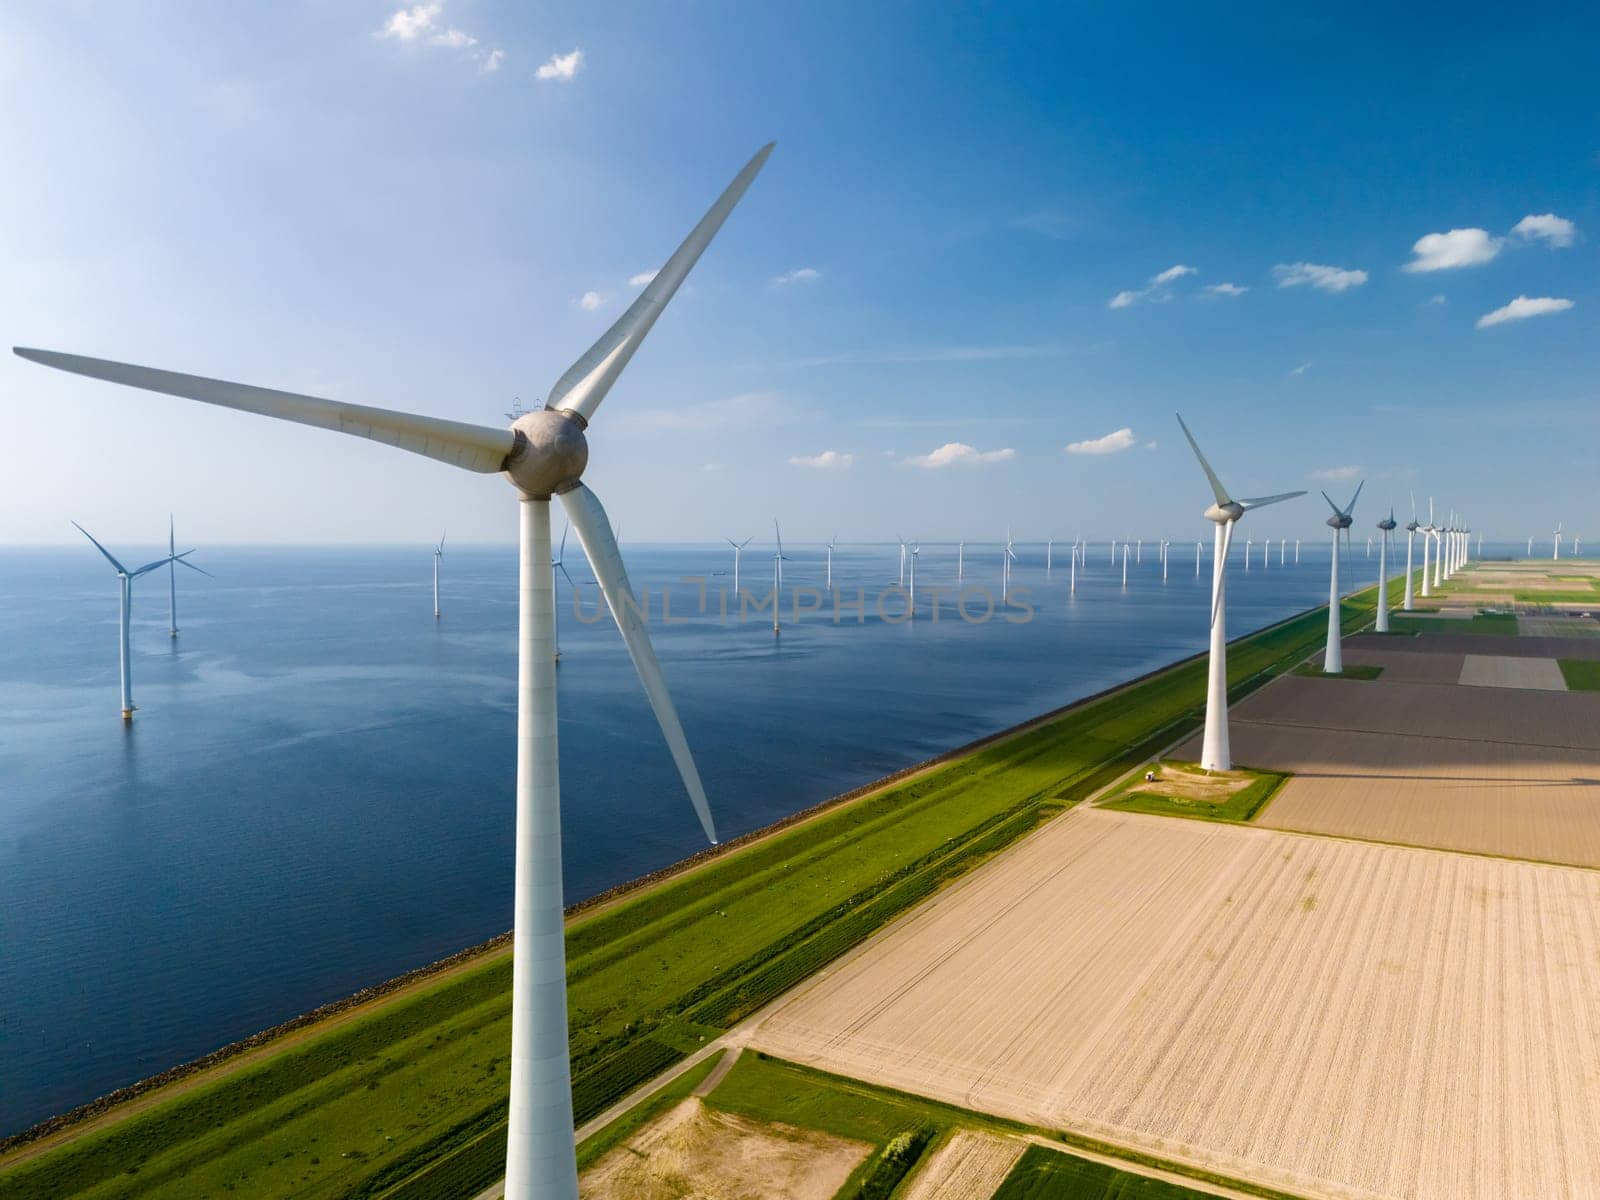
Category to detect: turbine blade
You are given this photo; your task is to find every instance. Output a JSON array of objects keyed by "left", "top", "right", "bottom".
[
  {"left": 560, "top": 483, "right": 717, "bottom": 845},
  {"left": 774, "top": 519, "right": 784, "bottom": 558},
  {"left": 1343, "top": 480, "right": 1364, "bottom": 516},
  {"left": 131, "top": 554, "right": 179, "bottom": 578},
  {"left": 175, "top": 554, "right": 214, "bottom": 578},
  {"left": 547, "top": 144, "right": 774, "bottom": 425},
  {"left": 71, "top": 521, "right": 128, "bottom": 574},
  {"left": 1174, "top": 413, "right": 1230, "bottom": 507},
  {"left": 1212, "top": 520, "right": 1234, "bottom": 628},
  {"left": 1237, "top": 491, "right": 1307, "bottom": 511},
  {"left": 1320, "top": 490, "right": 1341, "bottom": 514},
  {"left": 15, "top": 349, "right": 516, "bottom": 473},
  {"left": 559, "top": 523, "right": 569, "bottom": 560}
]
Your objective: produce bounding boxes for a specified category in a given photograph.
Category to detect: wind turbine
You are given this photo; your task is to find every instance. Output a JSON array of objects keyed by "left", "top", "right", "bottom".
[
  {"left": 725, "top": 535, "right": 753, "bottom": 595},
  {"left": 1003, "top": 530, "right": 1017, "bottom": 599},
  {"left": 957, "top": 539, "right": 964, "bottom": 582},
  {"left": 1295, "top": 538, "right": 1300, "bottom": 563},
  {"left": 1403, "top": 494, "right": 1420, "bottom": 611},
  {"left": 16, "top": 141, "right": 773, "bottom": 1200},
  {"left": 908, "top": 540, "right": 920, "bottom": 614},
  {"left": 1121, "top": 541, "right": 1129, "bottom": 587},
  {"left": 433, "top": 532, "right": 446, "bottom": 619},
  {"left": 1375, "top": 507, "right": 1397, "bottom": 632},
  {"left": 1136, "top": 537, "right": 1142, "bottom": 563},
  {"left": 1176, "top": 413, "right": 1304, "bottom": 771},
  {"left": 772, "top": 519, "right": 788, "bottom": 636},
  {"left": 551, "top": 524, "right": 572, "bottom": 662},
  {"left": 1069, "top": 540, "right": 1078, "bottom": 595},
  {"left": 1195, "top": 540, "right": 1202, "bottom": 576},
  {"left": 74, "top": 522, "right": 200, "bottom": 720},
  {"left": 1046, "top": 537, "right": 1053, "bottom": 574},
  {"left": 1279, "top": 537, "right": 1285, "bottom": 566},
  {"left": 896, "top": 535, "right": 907, "bottom": 586},
  {"left": 1321, "top": 482, "right": 1363, "bottom": 674},
  {"left": 1161, "top": 538, "right": 1169, "bottom": 581},
  {"left": 1245, "top": 537, "right": 1252, "bottom": 571},
  {"left": 1553, "top": 522, "right": 1563, "bottom": 561},
  {"left": 1366, "top": 536, "right": 1372, "bottom": 559},
  {"left": 165, "top": 514, "right": 200, "bottom": 638},
  {"left": 826, "top": 535, "right": 837, "bottom": 590},
  {"left": 1427, "top": 499, "right": 1440, "bottom": 601}
]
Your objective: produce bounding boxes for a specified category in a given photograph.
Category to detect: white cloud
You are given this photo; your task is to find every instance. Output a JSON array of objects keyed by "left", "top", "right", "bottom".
[
  {"left": 1108, "top": 263, "right": 1198, "bottom": 308},
  {"left": 378, "top": 4, "right": 500, "bottom": 69},
  {"left": 1204, "top": 282, "right": 1248, "bottom": 296},
  {"left": 1403, "top": 228, "right": 1502, "bottom": 272},
  {"left": 1311, "top": 465, "right": 1361, "bottom": 482},
  {"left": 772, "top": 267, "right": 821, "bottom": 286},
  {"left": 379, "top": 3, "right": 442, "bottom": 39},
  {"left": 628, "top": 270, "right": 658, "bottom": 287},
  {"left": 1289, "top": 361, "right": 1311, "bottom": 376},
  {"left": 904, "top": 443, "right": 1016, "bottom": 469},
  {"left": 575, "top": 291, "right": 605, "bottom": 312},
  {"left": 536, "top": 48, "right": 583, "bottom": 81},
  {"left": 788, "top": 450, "right": 853, "bottom": 470},
  {"left": 1274, "top": 262, "right": 1367, "bottom": 292},
  {"left": 1476, "top": 295, "right": 1574, "bottom": 329},
  {"left": 1064, "top": 427, "right": 1137, "bottom": 455},
  {"left": 1426, "top": 294, "right": 1447, "bottom": 306},
  {"left": 1144, "top": 440, "right": 1158, "bottom": 450},
  {"left": 1511, "top": 213, "right": 1576, "bottom": 248}
]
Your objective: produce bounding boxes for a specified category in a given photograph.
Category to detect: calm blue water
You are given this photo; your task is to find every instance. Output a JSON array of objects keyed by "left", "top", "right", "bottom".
[{"left": 1, "top": 537, "right": 1397, "bottom": 1134}]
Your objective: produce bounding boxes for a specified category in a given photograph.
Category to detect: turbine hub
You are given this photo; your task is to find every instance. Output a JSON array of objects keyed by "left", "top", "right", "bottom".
[
  {"left": 1327, "top": 514, "right": 1352, "bottom": 529},
  {"left": 502, "top": 408, "right": 588, "bottom": 498},
  {"left": 1204, "top": 501, "right": 1243, "bottom": 524}
]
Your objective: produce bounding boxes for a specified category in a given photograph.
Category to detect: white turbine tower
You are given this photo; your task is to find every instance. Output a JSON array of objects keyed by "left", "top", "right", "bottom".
[
  {"left": 957, "top": 539, "right": 964, "bottom": 582},
  {"left": 1403, "top": 494, "right": 1419, "bottom": 612},
  {"left": 826, "top": 535, "right": 837, "bottom": 590},
  {"left": 1176, "top": 414, "right": 1303, "bottom": 772},
  {"left": 17, "top": 142, "right": 772, "bottom": 1199},
  {"left": 1046, "top": 537, "right": 1053, "bottom": 574},
  {"left": 73, "top": 522, "right": 199, "bottom": 720},
  {"left": 772, "top": 519, "right": 788, "bottom": 636},
  {"left": 725, "top": 534, "right": 753, "bottom": 595},
  {"left": 1375, "top": 507, "right": 1397, "bottom": 633},
  {"left": 1121, "top": 541, "right": 1129, "bottom": 587},
  {"left": 1245, "top": 537, "right": 1252, "bottom": 571},
  {"left": 908, "top": 540, "right": 919, "bottom": 614},
  {"left": 1161, "top": 538, "right": 1169, "bottom": 581},
  {"left": 1321, "top": 482, "right": 1363, "bottom": 674},
  {"left": 1069, "top": 541, "right": 1077, "bottom": 594},
  {"left": 164, "top": 514, "right": 204, "bottom": 638},
  {"left": 1553, "top": 522, "right": 1563, "bottom": 561},
  {"left": 896, "top": 535, "right": 907, "bottom": 586},
  {"left": 433, "top": 532, "right": 446, "bottom": 619},
  {"left": 1419, "top": 499, "right": 1434, "bottom": 599}
]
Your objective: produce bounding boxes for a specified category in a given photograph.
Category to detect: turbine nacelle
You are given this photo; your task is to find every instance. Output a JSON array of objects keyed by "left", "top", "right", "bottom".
[
  {"left": 503, "top": 408, "right": 589, "bottom": 498},
  {"left": 1204, "top": 501, "right": 1244, "bottom": 524}
]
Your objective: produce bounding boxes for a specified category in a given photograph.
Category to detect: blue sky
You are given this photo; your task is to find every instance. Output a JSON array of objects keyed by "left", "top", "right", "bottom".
[{"left": 2, "top": 2, "right": 1594, "bottom": 546}]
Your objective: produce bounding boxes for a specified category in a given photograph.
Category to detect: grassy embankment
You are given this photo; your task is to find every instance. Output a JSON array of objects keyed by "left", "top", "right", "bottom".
[{"left": 0, "top": 584, "right": 1392, "bottom": 1200}]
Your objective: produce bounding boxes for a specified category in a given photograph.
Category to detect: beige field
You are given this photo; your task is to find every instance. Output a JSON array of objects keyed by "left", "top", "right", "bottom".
[
  {"left": 752, "top": 809, "right": 1600, "bottom": 1200},
  {"left": 899, "top": 1130, "right": 1024, "bottom": 1200},
  {"left": 578, "top": 1097, "right": 869, "bottom": 1200},
  {"left": 1457, "top": 654, "right": 1568, "bottom": 690}
]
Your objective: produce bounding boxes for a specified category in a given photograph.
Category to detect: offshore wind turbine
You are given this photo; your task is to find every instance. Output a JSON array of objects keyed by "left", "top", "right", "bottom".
[
  {"left": 1321, "top": 482, "right": 1363, "bottom": 674},
  {"left": 772, "top": 519, "right": 788, "bottom": 636},
  {"left": 1003, "top": 530, "right": 1017, "bottom": 599},
  {"left": 1375, "top": 507, "right": 1397, "bottom": 632},
  {"left": 1195, "top": 540, "right": 1202, "bottom": 575},
  {"left": 726, "top": 535, "right": 753, "bottom": 594},
  {"left": 908, "top": 540, "right": 919, "bottom": 614},
  {"left": 74, "top": 522, "right": 198, "bottom": 720},
  {"left": 826, "top": 535, "right": 836, "bottom": 590},
  {"left": 896, "top": 535, "right": 907, "bottom": 586},
  {"left": 165, "top": 514, "right": 204, "bottom": 638},
  {"left": 1069, "top": 540, "right": 1077, "bottom": 594},
  {"left": 1176, "top": 413, "right": 1304, "bottom": 771},
  {"left": 551, "top": 525, "right": 572, "bottom": 662},
  {"left": 1046, "top": 537, "right": 1053, "bottom": 574},
  {"left": 433, "top": 532, "right": 446, "bottom": 619},
  {"left": 1245, "top": 537, "right": 1252, "bottom": 571},
  {"left": 1121, "top": 541, "right": 1128, "bottom": 587},
  {"left": 17, "top": 142, "right": 772, "bottom": 1200},
  {"left": 1403, "top": 494, "right": 1420, "bottom": 611},
  {"left": 957, "top": 539, "right": 964, "bottom": 582},
  {"left": 1161, "top": 538, "right": 1169, "bottom": 581}
]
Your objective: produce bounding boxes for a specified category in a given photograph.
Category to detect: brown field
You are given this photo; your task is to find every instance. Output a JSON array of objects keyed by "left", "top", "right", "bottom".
[
  {"left": 899, "top": 1130, "right": 1025, "bottom": 1200},
  {"left": 751, "top": 809, "right": 1600, "bottom": 1200},
  {"left": 1222, "top": 673, "right": 1600, "bottom": 750},
  {"left": 1231, "top": 722, "right": 1600, "bottom": 867},
  {"left": 578, "top": 1097, "right": 869, "bottom": 1200},
  {"left": 1354, "top": 631, "right": 1600, "bottom": 660}
]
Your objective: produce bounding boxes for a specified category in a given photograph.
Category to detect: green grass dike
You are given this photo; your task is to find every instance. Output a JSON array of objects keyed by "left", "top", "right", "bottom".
[{"left": 0, "top": 581, "right": 1393, "bottom": 1200}]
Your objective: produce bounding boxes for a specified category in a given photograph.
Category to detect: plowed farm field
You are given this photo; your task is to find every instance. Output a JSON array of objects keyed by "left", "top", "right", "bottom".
[{"left": 752, "top": 809, "right": 1600, "bottom": 1200}]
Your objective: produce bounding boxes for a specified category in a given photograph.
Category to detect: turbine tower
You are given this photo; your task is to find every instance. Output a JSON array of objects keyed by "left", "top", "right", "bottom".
[
  {"left": 1321, "top": 482, "right": 1363, "bottom": 674},
  {"left": 908, "top": 540, "right": 919, "bottom": 614},
  {"left": 725, "top": 535, "right": 753, "bottom": 595},
  {"left": 1375, "top": 507, "right": 1397, "bottom": 633},
  {"left": 826, "top": 535, "right": 837, "bottom": 590},
  {"left": 896, "top": 535, "right": 907, "bottom": 586},
  {"left": 1553, "top": 522, "right": 1563, "bottom": 561},
  {"left": 772, "top": 518, "right": 788, "bottom": 636},
  {"left": 957, "top": 539, "right": 964, "bottom": 582},
  {"left": 433, "top": 532, "right": 446, "bottom": 619},
  {"left": 1176, "top": 414, "right": 1304, "bottom": 771},
  {"left": 16, "top": 141, "right": 773, "bottom": 1200},
  {"left": 1419, "top": 499, "right": 1434, "bottom": 599},
  {"left": 1403, "top": 494, "right": 1419, "bottom": 612},
  {"left": 73, "top": 522, "right": 199, "bottom": 719}
]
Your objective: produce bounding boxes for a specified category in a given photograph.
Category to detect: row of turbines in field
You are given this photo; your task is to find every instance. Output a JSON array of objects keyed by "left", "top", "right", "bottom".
[{"left": 13, "top": 143, "right": 1571, "bottom": 1199}]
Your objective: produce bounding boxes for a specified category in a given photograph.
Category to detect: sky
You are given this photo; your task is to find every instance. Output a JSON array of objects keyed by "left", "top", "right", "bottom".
[{"left": 1, "top": 2, "right": 1595, "bottom": 547}]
